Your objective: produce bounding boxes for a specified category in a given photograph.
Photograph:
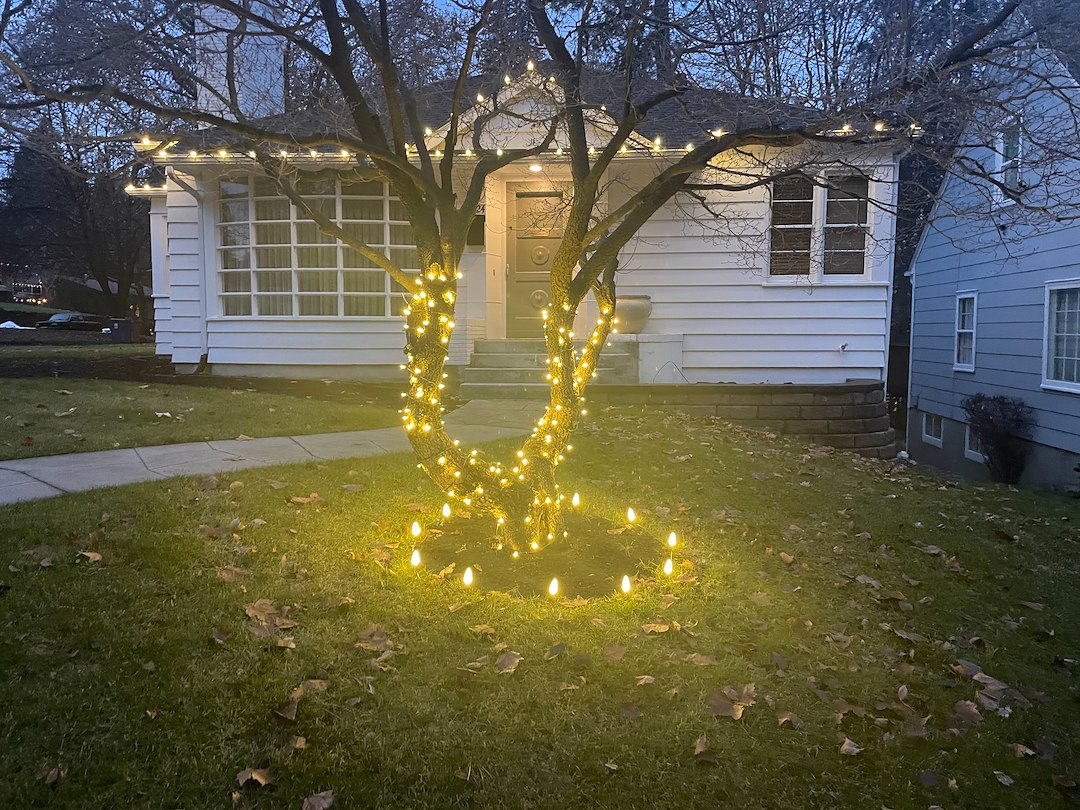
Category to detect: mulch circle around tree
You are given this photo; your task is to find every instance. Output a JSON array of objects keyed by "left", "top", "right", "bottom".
[{"left": 416, "top": 512, "right": 666, "bottom": 599}]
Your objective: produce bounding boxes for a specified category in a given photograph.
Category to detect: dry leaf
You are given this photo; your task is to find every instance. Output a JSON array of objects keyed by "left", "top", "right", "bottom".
[
  {"left": 693, "top": 734, "right": 717, "bottom": 765},
  {"left": 544, "top": 642, "right": 567, "bottom": 661},
  {"left": 705, "top": 684, "right": 756, "bottom": 720},
  {"left": 1009, "top": 743, "right": 1036, "bottom": 758},
  {"left": 303, "top": 791, "right": 335, "bottom": 810},
  {"left": 78, "top": 551, "right": 103, "bottom": 563},
  {"left": 469, "top": 624, "right": 496, "bottom": 636},
  {"left": 840, "top": 738, "right": 862, "bottom": 755},
  {"left": 236, "top": 768, "right": 272, "bottom": 787},
  {"left": 635, "top": 675, "right": 655, "bottom": 686},
  {"left": 994, "top": 771, "right": 1014, "bottom": 786},
  {"left": 603, "top": 643, "right": 627, "bottom": 662},
  {"left": 496, "top": 650, "right": 522, "bottom": 674},
  {"left": 642, "top": 623, "right": 669, "bottom": 634},
  {"left": 777, "top": 711, "right": 803, "bottom": 728},
  {"left": 267, "top": 480, "right": 287, "bottom": 490},
  {"left": 289, "top": 736, "right": 307, "bottom": 751}
]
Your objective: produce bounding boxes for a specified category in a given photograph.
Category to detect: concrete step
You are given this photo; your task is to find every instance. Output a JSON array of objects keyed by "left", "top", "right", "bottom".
[
  {"left": 458, "top": 382, "right": 550, "bottom": 399},
  {"left": 461, "top": 366, "right": 623, "bottom": 384},
  {"left": 469, "top": 351, "right": 634, "bottom": 369}
]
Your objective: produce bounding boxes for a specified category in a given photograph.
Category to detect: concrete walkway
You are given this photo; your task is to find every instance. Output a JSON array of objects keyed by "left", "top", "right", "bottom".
[{"left": 0, "top": 400, "right": 537, "bottom": 506}]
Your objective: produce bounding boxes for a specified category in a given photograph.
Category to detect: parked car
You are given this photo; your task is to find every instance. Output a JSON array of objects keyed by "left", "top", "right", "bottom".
[{"left": 35, "top": 312, "right": 103, "bottom": 331}]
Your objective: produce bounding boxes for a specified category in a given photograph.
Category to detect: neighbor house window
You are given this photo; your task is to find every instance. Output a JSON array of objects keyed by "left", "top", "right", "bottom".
[
  {"left": 964, "top": 425, "right": 985, "bottom": 462},
  {"left": 954, "top": 293, "right": 977, "bottom": 371},
  {"left": 1044, "top": 282, "right": 1080, "bottom": 391},
  {"left": 997, "top": 120, "right": 1023, "bottom": 195},
  {"left": 216, "top": 175, "right": 418, "bottom": 317},
  {"left": 769, "top": 174, "right": 869, "bottom": 277},
  {"left": 921, "top": 412, "right": 943, "bottom": 448}
]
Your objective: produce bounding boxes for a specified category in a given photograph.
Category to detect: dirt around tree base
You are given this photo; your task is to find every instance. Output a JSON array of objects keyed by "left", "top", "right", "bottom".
[{"left": 417, "top": 512, "right": 668, "bottom": 599}]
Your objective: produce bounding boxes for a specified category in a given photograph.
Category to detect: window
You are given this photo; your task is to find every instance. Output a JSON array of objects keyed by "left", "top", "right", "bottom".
[
  {"left": 1044, "top": 283, "right": 1080, "bottom": 391},
  {"left": 964, "top": 425, "right": 985, "bottom": 462},
  {"left": 769, "top": 174, "right": 869, "bottom": 277},
  {"left": 922, "top": 412, "right": 943, "bottom": 448},
  {"left": 954, "top": 293, "right": 977, "bottom": 371},
  {"left": 997, "top": 120, "right": 1023, "bottom": 195},
  {"left": 216, "top": 175, "right": 418, "bottom": 317}
]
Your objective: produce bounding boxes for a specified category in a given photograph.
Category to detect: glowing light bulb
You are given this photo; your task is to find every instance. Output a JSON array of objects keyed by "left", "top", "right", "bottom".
[
  {"left": 621, "top": 575, "right": 631, "bottom": 594},
  {"left": 571, "top": 492, "right": 580, "bottom": 507},
  {"left": 531, "top": 541, "right": 539, "bottom": 551},
  {"left": 411, "top": 548, "right": 421, "bottom": 567},
  {"left": 548, "top": 577, "right": 559, "bottom": 596},
  {"left": 512, "top": 550, "right": 519, "bottom": 559},
  {"left": 626, "top": 507, "right": 636, "bottom": 523},
  {"left": 463, "top": 567, "right": 474, "bottom": 586},
  {"left": 663, "top": 558, "right": 673, "bottom": 576},
  {"left": 411, "top": 521, "right": 421, "bottom": 538},
  {"left": 667, "top": 531, "right": 677, "bottom": 548},
  {"left": 442, "top": 503, "right": 451, "bottom": 518}
]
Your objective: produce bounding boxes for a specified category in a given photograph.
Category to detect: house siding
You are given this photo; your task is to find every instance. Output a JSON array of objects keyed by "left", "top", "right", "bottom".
[
  {"left": 907, "top": 52, "right": 1080, "bottom": 487},
  {"left": 616, "top": 158, "right": 897, "bottom": 384}
]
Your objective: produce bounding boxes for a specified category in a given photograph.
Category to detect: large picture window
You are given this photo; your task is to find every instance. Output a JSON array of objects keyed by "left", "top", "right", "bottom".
[
  {"left": 769, "top": 174, "right": 869, "bottom": 277},
  {"left": 1045, "top": 283, "right": 1080, "bottom": 391},
  {"left": 216, "top": 175, "right": 418, "bottom": 317}
]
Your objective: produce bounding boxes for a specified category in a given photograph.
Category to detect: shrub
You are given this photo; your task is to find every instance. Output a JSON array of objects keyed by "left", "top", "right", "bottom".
[{"left": 961, "top": 394, "right": 1036, "bottom": 484}]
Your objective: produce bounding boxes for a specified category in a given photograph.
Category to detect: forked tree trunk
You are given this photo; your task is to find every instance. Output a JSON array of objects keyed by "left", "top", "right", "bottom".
[{"left": 401, "top": 258, "right": 616, "bottom": 551}]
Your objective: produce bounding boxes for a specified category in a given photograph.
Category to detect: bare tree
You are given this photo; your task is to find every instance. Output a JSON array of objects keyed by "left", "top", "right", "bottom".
[{"left": 1, "top": 0, "right": 1076, "bottom": 548}]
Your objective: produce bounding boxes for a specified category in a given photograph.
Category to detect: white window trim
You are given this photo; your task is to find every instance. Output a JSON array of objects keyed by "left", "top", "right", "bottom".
[
  {"left": 1041, "top": 278, "right": 1080, "bottom": 394},
  {"left": 921, "top": 412, "right": 943, "bottom": 448},
  {"left": 993, "top": 117, "right": 1023, "bottom": 206},
  {"left": 953, "top": 291, "right": 977, "bottom": 372},
  {"left": 765, "top": 172, "right": 875, "bottom": 283},
  {"left": 964, "top": 425, "right": 986, "bottom": 463},
  {"left": 213, "top": 175, "right": 415, "bottom": 319}
]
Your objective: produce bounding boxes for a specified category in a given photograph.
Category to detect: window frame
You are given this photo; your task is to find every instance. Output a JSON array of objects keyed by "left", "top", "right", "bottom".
[
  {"left": 766, "top": 172, "right": 873, "bottom": 281},
  {"left": 921, "top": 412, "right": 943, "bottom": 448},
  {"left": 964, "top": 425, "right": 986, "bottom": 463},
  {"left": 953, "top": 291, "right": 977, "bottom": 372},
  {"left": 994, "top": 118, "right": 1023, "bottom": 203},
  {"left": 1042, "top": 279, "right": 1080, "bottom": 394},
  {"left": 213, "top": 174, "right": 417, "bottom": 319}
]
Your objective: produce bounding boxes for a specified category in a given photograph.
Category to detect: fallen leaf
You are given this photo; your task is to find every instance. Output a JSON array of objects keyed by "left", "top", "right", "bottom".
[
  {"left": 840, "top": 738, "right": 862, "bottom": 755},
  {"left": 1052, "top": 774, "right": 1077, "bottom": 788},
  {"left": 693, "top": 733, "right": 717, "bottom": 765},
  {"left": 1018, "top": 600, "right": 1044, "bottom": 611},
  {"left": 705, "top": 684, "right": 756, "bottom": 720},
  {"left": 303, "top": 791, "right": 335, "bottom": 810},
  {"left": 267, "top": 480, "right": 287, "bottom": 490},
  {"left": 603, "top": 643, "right": 626, "bottom": 662},
  {"left": 236, "top": 768, "right": 272, "bottom": 787},
  {"left": 994, "top": 771, "right": 1014, "bottom": 786},
  {"left": 544, "top": 642, "right": 567, "bottom": 661},
  {"left": 1009, "top": 743, "right": 1036, "bottom": 758},
  {"left": 777, "top": 711, "right": 803, "bottom": 728},
  {"left": 78, "top": 551, "right": 103, "bottom": 563},
  {"left": 469, "top": 624, "right": 496, "bottom": 636},
  {"left": 341, "top": 484, "right": 365, "bottom": 493},
  {"left": 211, "top": 628, "right": 229, "bottom": 645},
  {"left": 642, "top": 623, "right": 669, "bottom": 634},
  {"left": 635, "top": 675, "right": 655, "bottom": 686},
  {"left": 289, "top": 736, "right": 307, "bottom": 751},
  {"left": 217, "top": 566, "right": 247, "bottom": 582},
  {"left": 496, "top": 650, "right": 522, "bottom": 674}
]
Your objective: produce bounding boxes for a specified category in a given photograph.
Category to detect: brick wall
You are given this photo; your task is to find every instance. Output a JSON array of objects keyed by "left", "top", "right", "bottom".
[{"left": 586, "top": 380, "right": 897, "bottom": 458}]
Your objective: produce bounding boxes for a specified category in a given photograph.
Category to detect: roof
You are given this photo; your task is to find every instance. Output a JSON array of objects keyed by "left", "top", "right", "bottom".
[{"left": 162, "top": 63, "right": 833, "bottom": 153}]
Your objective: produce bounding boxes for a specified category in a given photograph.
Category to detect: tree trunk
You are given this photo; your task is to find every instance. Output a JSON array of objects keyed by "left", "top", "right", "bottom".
[{"left": 402, "top": 258, "right": 616, "bottom": 552}]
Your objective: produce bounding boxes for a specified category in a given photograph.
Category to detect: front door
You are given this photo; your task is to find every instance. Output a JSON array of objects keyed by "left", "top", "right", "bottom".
[{"left": 507, "top": 188, "right": 567, "bottom": 338}]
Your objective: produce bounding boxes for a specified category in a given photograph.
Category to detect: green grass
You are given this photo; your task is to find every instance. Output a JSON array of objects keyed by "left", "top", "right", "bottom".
[
  {"left": 1, "top": 407, "right": 1079, "bottom": 808},
  {"left": 0, "top": 377, "right": 400, "bottom": 459}
]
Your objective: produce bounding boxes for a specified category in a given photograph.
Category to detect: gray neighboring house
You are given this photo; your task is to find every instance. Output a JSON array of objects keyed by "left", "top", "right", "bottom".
[{"left": 906, "top": 41, "right": 1080, "bottom": 489}]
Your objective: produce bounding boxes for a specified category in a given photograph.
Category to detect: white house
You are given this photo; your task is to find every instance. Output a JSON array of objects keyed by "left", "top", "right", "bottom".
[{"left": 128, "top": 48, "right": 902, "bottom": 455}]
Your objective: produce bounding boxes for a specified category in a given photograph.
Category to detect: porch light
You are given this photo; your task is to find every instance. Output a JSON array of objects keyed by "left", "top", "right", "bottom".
[{"left": 529, "top": 163, "right": 542, "bottom": 173}]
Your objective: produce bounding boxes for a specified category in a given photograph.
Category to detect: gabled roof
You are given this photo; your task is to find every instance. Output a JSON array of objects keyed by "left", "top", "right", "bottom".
[{"left": 162, "top": 63, "right": 832, "bottom": 154}]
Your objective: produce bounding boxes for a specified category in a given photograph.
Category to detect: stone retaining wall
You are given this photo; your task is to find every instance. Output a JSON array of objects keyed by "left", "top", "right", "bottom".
[{"left": 585, "top": 379, "right": 898, "bottom": 458}]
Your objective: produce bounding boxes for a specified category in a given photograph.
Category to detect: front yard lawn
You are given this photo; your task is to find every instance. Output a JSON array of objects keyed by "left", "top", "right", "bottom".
[
  {"left": 0, "top": 378, "right": 401, "bottom": 459},
  {"left": 1, "top": 408, "right": 1078, "bottom": 808}
]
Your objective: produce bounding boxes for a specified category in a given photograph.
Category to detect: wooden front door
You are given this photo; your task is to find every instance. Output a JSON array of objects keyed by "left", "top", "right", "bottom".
[{"left": 507, "top": 189, "right": 567, "bottom": 338}]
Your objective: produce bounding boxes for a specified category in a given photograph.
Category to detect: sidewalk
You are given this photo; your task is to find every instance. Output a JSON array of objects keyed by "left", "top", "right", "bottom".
[{"left": 0, "top": 400, "right": 537, "bottom": 506}]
